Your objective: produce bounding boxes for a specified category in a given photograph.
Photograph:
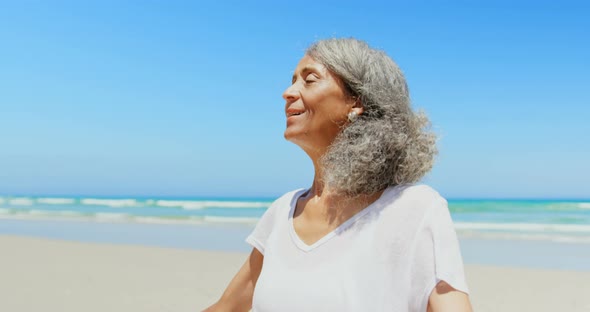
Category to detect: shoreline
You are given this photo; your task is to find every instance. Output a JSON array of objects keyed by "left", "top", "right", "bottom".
[
  {"left": 2, "top": 218, "right": 590, "bottom": 271},
  {"left": 1, "top": 235, "right": 590, "bottom": 312}
]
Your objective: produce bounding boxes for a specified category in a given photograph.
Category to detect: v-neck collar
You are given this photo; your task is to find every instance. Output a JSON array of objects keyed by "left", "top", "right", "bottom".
[{"left": 287, "top": 187, "right": 395, "bottom": 252}]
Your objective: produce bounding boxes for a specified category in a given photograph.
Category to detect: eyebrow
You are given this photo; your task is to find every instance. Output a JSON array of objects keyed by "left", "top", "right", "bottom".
[{"left": 291, "top": 65, "right": 317, "bottom": 83}]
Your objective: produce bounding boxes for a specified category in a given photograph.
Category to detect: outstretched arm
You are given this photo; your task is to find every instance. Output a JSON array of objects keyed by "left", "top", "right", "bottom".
[{"left": 203, "top": 248, "right": 264, "bottom": 312}]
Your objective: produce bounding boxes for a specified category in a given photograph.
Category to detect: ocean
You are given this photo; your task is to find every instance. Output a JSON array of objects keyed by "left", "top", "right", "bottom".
[{"left": 1, "top": 194, "right": 589, "bottom": 244}]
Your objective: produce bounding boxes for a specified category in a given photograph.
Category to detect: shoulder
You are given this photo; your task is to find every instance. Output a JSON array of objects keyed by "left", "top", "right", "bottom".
[
  {"left": 399, "top": 184, "right": 443, "bottom": 199},
  {"left": 272, "top": 188, "right": 307, "bottom": 208},
  {"left": 371, "top": 184, "right": 447, "bottom": 231},
  {"left": 263, "top": 188, "right": 307, "bottom": 218},
  {"left": 246, "top": 188, "right": 307, "bottom": 254},
  {"left": 386, "top": 184, "right": 446, "bottom": 210}
]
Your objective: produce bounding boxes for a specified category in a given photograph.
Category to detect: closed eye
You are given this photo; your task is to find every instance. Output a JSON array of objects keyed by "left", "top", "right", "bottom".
[{"left": 304, "top": 73, "right": 318, "bottom": 84}]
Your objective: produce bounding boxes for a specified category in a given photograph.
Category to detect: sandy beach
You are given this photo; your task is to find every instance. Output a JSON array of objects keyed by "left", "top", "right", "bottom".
[{"left": 1, "top": 235, "right": 589, "bottom": 312}]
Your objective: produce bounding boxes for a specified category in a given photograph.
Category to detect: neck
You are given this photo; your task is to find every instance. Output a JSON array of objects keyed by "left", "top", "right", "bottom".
[
  {"left": 302, "top": 180, "right": 383, "bottom": 226},
  {"left": 310, "top": 160, "right": 326, "bottom": 196},
  {"left": 293, "top": 141, "right": 384, "bottom": 224},
  {"left": 295, "top": 151, "right": 384, "bottom": 225},
  {"left": 307, "top": 157, "right": 379, "bottom": 207}
]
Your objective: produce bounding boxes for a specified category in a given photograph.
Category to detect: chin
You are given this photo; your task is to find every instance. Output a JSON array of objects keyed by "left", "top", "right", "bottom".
[
  {"left": 284, "top": 128, "right": 306, "bottom": 145},
  {"left": 283, "top": 130, "right": 296, "bottom": 142}
]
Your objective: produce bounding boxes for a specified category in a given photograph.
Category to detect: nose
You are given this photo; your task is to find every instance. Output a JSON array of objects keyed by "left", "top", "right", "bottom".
[{"left": 282, "top": 83, "right": 299, "bottom": 102}]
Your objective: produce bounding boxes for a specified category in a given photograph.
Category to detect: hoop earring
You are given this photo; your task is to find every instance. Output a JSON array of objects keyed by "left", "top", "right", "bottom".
[{"left": 348, "top": 111, "right": 358, "bottom": 122}]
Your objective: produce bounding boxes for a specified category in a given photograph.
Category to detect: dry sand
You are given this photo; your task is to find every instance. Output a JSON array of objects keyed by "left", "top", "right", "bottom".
[{"left": 1, "top": 235, "right": 589, "bottom": 312}]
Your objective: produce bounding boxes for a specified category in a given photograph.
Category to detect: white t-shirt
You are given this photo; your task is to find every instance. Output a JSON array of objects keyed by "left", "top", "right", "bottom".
[{"left": 246, "top": 184, "right": 469, "bottom": 312}]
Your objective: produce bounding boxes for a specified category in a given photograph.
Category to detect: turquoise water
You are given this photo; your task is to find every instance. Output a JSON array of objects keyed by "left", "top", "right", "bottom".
[{"left": 1, "top": 195, "right": 589, "bottom": 242}]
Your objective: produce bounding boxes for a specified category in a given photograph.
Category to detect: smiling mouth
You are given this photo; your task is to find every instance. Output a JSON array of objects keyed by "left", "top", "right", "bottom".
[{"left": 286, "top": 109, "right": 305, "bottom": 117}]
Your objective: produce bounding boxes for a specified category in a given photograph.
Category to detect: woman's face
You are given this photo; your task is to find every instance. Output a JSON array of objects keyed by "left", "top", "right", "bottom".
[{"left": 283, "top": 55, "right": 358, "bottom": 155}]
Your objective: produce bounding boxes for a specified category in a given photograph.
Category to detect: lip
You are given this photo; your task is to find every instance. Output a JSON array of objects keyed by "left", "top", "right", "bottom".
[{"left": 286, "top": 108, "right": 306, "bottom": 118}]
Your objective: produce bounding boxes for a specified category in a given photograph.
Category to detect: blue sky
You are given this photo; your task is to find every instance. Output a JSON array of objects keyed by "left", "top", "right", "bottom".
[{"left": 1, "top": 1, "right": 588, "bottom": 198}]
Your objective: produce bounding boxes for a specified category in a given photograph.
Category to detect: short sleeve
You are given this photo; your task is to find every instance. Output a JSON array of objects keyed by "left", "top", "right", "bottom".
[
  {"left": 411, "top": 195, "right": 469, "bottom": 311},
  {"left": 245, "top": 189, "right": 302, "bottom": 255},
  {"left": 429, "top": 197, "right": 469, "bottom": 293}
]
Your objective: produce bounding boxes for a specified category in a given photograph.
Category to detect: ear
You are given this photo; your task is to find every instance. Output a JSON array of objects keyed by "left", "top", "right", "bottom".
[{"left": 351, "top": 97, "right": 364, "bottom": 116}]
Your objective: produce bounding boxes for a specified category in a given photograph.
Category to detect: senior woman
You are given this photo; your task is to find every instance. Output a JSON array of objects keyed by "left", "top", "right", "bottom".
[{"left": 205, "top": 38, "right": 472, "bottom": 312}]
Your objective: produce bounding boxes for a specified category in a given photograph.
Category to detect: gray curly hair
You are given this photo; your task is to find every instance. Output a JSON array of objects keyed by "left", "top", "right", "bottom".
[{"left": 307, "top": 38, "right": 437, "bottom": 196}]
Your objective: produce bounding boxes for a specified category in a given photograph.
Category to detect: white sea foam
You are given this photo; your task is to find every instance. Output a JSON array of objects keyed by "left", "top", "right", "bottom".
[
  {"left": 202, "top": 216, "right": 260, "bottom": 224},
  {"left": 457, "top": 230, "right": 590, "bottom": 244},
  {"left": 81, "top": 198, "right": 139, "bottom": 208},
  {"left": 59, "top": 210, "right": 84, "bottom": 217},
  {"left": 0, "top": 198, "right": 5, "bottom": 204},
  {"left": 155, "top": 200, "right": 206, "bottom": 210},
  {"left": 94, "top": 212, "right": 131, "bottom": 222},
  {"left": 155, "top": 200, "right": 270, "bottom": 210},
  {"left": 8, "top": 198, "right": 34, "bottom": 206},
  {"left": 546, "top": 202, "right": 590, "bottom": 211},
  {"left": 131, "top": 216, "right": 178, "bottom": 224},
  {"left": 28, "top": 209, "right": 55, "bottom": 216},
  {"left": 130, "top": 215, "right": 258, "bottom": 225},
  {"left": 0, "top": 210, "right": 92, "bottom": 222},
  {"left": 455, "top": 222, "right": 590, "bottom": 233},
  {"left": 37, "top": 198, "right": 76, "bottom": 205},
  {"left": 131, "top": 216, "right": 202, "bottom": 225},
  {"left": 0, "top": 208, "right": 83, "bottom": 218}
]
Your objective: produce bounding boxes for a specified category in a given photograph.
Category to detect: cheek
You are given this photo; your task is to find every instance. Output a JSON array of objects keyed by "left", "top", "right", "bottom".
[
  {"left": 320, "top": 99, "right": 350, "bottom": 121},
  {"left": 302, "top": 88, "right": 349, "bottom": 123}
]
